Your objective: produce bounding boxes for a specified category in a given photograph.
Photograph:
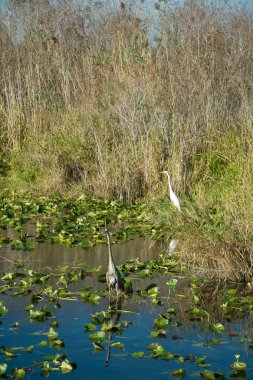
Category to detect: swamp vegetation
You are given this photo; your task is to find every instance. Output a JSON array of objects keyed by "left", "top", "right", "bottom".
[{"left": 0, "top": 0, "right": 253, "bottom": 378}]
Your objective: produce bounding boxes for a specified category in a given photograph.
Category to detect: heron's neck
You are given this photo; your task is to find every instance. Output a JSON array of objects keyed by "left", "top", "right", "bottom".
[{"left": 106, "top": 234, "right": 115, "bottom": 265}]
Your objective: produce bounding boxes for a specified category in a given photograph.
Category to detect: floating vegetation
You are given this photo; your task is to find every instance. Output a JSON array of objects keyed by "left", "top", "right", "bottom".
[{"left": 0, "top": 194, "right": 162, "bottom": 251}]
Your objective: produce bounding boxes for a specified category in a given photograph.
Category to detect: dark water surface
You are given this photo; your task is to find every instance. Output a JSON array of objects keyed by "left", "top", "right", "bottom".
[{"left": 1, "top": 237, "right": 253, "bottom": 379}]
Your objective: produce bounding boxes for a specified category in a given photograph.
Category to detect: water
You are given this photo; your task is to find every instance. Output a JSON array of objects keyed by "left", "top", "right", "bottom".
[{"left": 1, "top": 238, "right": 253, "bottom": 379}]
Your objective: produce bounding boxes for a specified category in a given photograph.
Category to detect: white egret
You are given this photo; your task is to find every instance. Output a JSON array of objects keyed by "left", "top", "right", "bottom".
[
  {"left": 169, "top": 238, "right": 179, "bottom": 255},
  {"left": 162, "top": 171, "right": 181, "bottom": 211}
]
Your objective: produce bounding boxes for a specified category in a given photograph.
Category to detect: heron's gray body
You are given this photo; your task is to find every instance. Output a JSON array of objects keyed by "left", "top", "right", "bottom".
[{"left": 104, "top": 228, "right": 123, "bottom": 294}]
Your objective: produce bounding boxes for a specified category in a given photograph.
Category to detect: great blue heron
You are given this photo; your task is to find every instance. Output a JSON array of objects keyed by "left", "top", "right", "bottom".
[
  {"left": 104, "top": 228, "right": 124, "bottom": 295},
  {"left": 162, "top": 171, "right": 181, "bottom": 211}
]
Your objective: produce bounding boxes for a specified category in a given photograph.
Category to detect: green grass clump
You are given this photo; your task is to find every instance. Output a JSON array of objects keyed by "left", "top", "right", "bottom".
[{"left": 150, "top": 132, "right": 253, "bottom": 280}]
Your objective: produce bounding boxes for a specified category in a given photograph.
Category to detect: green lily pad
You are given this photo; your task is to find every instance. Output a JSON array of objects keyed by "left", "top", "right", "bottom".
[
  {"left": 147, "top": 343, "right": 164, "bottom": 357},
  {"left": 111, "top": 342, "right": 124, "bottom": 349},
  {"left": 47, "top": 327, "right": 58, "bottom": 340},
  {"left": 93, "top": 342, "right": 104, "bottom": 351},
  {"left": 153, "top": 317, "right": 169, "bottom": 329},
  {"left": 84, "top": 323, "right": 97, "bottom": 331},
  {"left": 0, "top": 363, "right": 7, "bottom": 376},
  {"left": 131, "top": 352, "right": 144, "bottom": 358},
  {"left": 11, "top": 368, "right": 25, "bottom": 378},
  {"left": 230, "top": 361, "right": 247, "bottom": 371},
  {"left": 89, "top": 331, "right": 106, "bottom": 342},
  {"left": 213, "top": 323, "right": 225, "bottom": 334},
  {"left": 171, "top": 368, "right": 185, "bottom": 377},
  {"left": 60, "top": 360, "right": 74, "bottom": 374}
]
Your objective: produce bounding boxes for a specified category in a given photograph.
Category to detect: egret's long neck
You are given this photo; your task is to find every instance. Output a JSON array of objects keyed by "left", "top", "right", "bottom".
[{"left": 166, "top": 173, "right": 172, "bottom": 190}]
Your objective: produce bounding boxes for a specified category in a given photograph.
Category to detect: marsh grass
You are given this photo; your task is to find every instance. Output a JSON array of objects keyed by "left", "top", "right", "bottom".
[{"left": 0, "top": 1, "right": 253, "bottom": 277}]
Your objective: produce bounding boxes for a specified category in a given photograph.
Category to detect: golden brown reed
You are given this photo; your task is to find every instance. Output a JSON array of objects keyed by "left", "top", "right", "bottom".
[{"left": 179, "top": 235, "right": 253, "bottom": 282}]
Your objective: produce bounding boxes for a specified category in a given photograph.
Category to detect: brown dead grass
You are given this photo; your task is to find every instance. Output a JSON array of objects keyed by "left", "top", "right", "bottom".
[{"left": 179, "top": 235, "right": 253, "bottom": 282}]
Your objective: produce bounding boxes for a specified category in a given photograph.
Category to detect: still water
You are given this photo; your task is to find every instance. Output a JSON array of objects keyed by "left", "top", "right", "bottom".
[{"left": 1, "top": 237, "right": 253, "bottom": 379}]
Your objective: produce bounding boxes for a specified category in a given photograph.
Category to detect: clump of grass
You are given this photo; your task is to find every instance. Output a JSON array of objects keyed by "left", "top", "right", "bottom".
[
  {"left": 179, "top": 234, "right": 253, "bottom": 282},
  {"left": 151, "top": 130, "right": 253, "bottom": 280}
]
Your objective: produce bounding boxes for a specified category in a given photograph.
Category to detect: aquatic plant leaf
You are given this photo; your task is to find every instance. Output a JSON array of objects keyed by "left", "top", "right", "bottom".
[
  {"left": 162, "top": 352, "right": 174, "bottom": 361},
  {"left": 11, "top": 240, "right": 24, "bottom": 250},
  {"left": 39, "top": 341, "right": 48, "bottom": 347},
  {"left": 25, "top": 345, "right": 34, "bottom": 352},
  {"left": 111, "top": 342, "right": 124, "bottom": 349},
  {"left": 84, "top": 323, "right": 97, "bottom": 331},
  {"left": 1, "top": 272, "right": 13, "bottom": 281},
  {"left": 213, "top": 323, "right": 225, "bottom": 334},
  {"left": 89, "top": 331, "right": 106, "bottom": 342},
  {"left": 209, "top": 339, "right": 219, "bottom": 345},
  {"left": 131, "top": 352, "right": 144, "bottom": 358},
  {"left": 196, "top": 356, "right": 207, "bottom": 365},
  {"left": 47, "top": 327, "right": 58, "bottom": 340},
  {"left": 201, "top": 370, "right": 216, "bottom": 379},
  {"left": 0, "top": 363, "right": 7, "bottom": 375},
  {"left": 0, "top": 300, "right": 8, "bottom": 316},
  {"left": 26, "top": 242, "right": 36, "bottom": 251},
  {"left": 186, "top": 307, "right": 209, "bottom": 320},
  {"left": 3, "top": 350, "right": 19, "bottom": 358},
  {"left": 150, "top": 330, "right": 167, "bottom": 338},
  {"left": 102, "top": 323, "right": 122, "bottom": 333},
  {"left": 178, "top": 356, "right": 184, "bottom": 363},
  {"left": 230, "top": 361, "right": 247, "bottom": 371},
  {"left": 11, "top": 368, "right": 25, "bottom": 378},
  {"left": 29, "top": 310, "right": 46, "bottom": 321},
  {"left": 145, "top": 283, "right": 158, "bottom": 292},
  {"left": 171, "top": 368, "right": 185, "bottom": 377},
  {"left": 147, "top": 286, "right": 159, "bottom": 296},
  {"left": 153, "top": 317, "right": 169, "bottom": 329},
  {"left": 60, "top": 360, "right": 74, "bottom": 374},
  {"left": 166, "top": 278, "right": 178, "bottom": 289},
  {"left": 88, "top": 294, "right": 101, "bottom": 305},
  {"left": 93, "top": 342, "right": 104, "bottom": 351},
  {"left": 147, "top": 343, "right": 164, "bottom": 356},
  {"left": 124, "top": 279, "right": 133, "bottom": 294},
  {"left": 52, "top": 340, "right": 65, "bottom": 349},
  {"left": 201, "top": 370, "right": 225, "bottom": 380},
  {"left": 50, "top": 320, "right": 59, "bottom": 328},
  {"left": 138, "top": 269, "right": 151, "bottom": 278}
]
